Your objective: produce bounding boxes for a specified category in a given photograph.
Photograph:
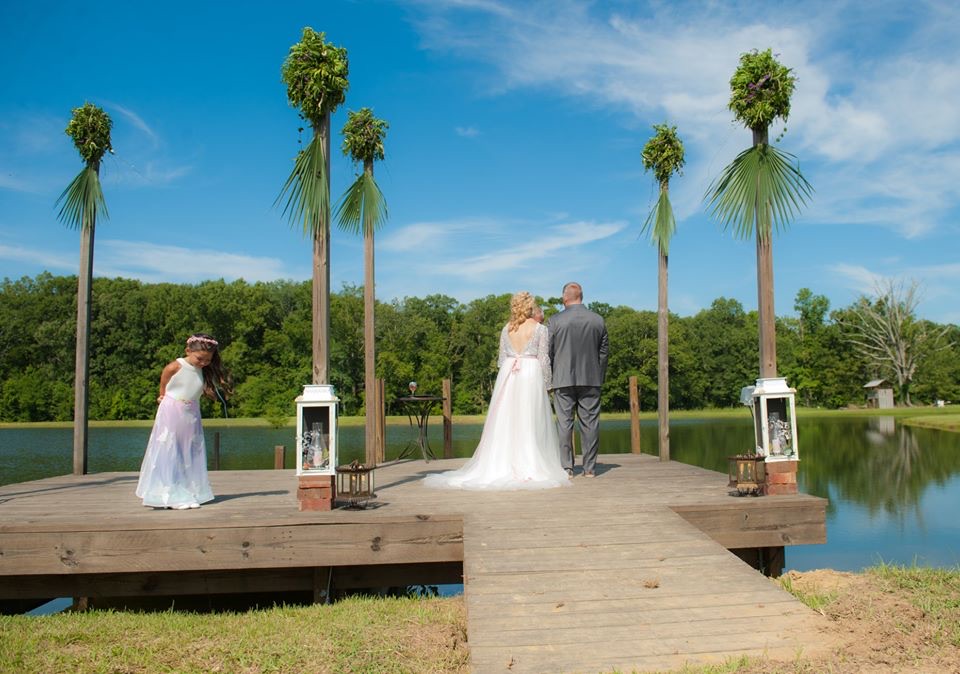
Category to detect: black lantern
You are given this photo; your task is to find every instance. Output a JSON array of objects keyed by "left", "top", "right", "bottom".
[
  {"left": 728, "top": 455, "right": 767, "bottom": 496},
  {"left": 336, "top": 460, "right": 376, "bottom": 508}
]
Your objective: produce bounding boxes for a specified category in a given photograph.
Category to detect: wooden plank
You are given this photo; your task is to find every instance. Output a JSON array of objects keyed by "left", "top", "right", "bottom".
[{"left": 0, "top": 520, "right": 463, "bottom": 575}]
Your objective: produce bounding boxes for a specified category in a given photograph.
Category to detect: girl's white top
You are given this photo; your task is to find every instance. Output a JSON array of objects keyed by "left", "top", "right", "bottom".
[{"left": 165, "top": 357, "right": 204, "bottom": 401}]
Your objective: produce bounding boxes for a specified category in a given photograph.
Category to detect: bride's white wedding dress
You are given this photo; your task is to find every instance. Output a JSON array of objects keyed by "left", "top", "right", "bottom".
[{"left": 424, "top": 322, "right": 570, "bottom": 490}]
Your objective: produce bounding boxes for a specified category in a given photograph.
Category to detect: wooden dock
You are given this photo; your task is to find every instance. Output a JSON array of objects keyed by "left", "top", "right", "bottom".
[{"left": 0, "top": 453, "right": 832, "bottom": 673}]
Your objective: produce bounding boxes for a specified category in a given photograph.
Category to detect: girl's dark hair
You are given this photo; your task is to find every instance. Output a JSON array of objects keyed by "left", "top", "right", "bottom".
[{"left": 186, "top": 333, "right": 233, "bottom": 401}]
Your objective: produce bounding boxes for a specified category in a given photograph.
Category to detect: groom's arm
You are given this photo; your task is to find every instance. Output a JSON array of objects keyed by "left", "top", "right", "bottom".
[{"left": 598, "top": 322, "right": 609, "bottom": 383}]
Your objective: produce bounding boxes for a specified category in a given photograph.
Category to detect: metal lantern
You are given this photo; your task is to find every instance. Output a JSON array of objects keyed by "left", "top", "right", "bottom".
[
  {"left": 741, "top": 377, "right": 799, "bottom": 462},
  {"left": 728, "top": 455, "right": 767, "bottom": 496},
  {"left": 295, "top": 384, "right": 339, "bottom": 476},
  {"left": 336, "top": 460, "right": 376, "bottom": 508}
]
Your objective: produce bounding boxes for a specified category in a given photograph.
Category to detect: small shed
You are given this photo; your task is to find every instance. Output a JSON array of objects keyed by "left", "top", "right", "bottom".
[{"left": 864, "top": 379, "right": 895, "bottom": 409}]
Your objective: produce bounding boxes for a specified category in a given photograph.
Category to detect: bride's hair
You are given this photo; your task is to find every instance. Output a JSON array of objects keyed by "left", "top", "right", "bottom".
[{"left": 508, "top": 291, "right": 535, "bottom": 332}]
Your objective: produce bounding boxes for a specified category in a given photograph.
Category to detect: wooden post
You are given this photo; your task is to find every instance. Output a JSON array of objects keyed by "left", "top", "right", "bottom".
[
  {"left": 212, "top": 432, "right": 221, "bottom": 470},
  {"left": 274, "top": 445, "right": 286, "bottom": 470},
  {"left": 629, "top": 376, "right": 641, "bottom": 454},
  {"left": 442, "top": 378, "right": 452, "bottom": 459},
  {"left": 375, "top": 378, "right": 386, "bottom": 464},
  {"left": 313, "top": 566, "right": 332, "bottom": 604}
]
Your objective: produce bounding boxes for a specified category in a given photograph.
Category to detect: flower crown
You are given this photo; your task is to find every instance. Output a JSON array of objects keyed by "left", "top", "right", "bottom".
[{"left": 186, "top": 335, "right": 218, "bottom": 349}]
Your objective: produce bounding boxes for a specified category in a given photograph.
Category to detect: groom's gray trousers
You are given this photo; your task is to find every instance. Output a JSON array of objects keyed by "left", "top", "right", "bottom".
[{"left": 553, "top": 386, "right": 602, "bottom": 474}]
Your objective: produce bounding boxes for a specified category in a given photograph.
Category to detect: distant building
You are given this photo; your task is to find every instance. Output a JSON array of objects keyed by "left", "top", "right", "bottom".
[{"left": 864, "top": 379, "right": 895, "bottom": 409}]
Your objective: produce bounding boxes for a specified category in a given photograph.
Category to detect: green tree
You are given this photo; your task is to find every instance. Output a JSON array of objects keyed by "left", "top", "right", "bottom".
[
  {"left": 56, "top": 102, "right": 112, "bottom": 474},
  {"left": 336, "top": 108, "right": 389, "bottom": 464},
  {"left": 603, "top": 307, "right": 658, "bottom": 412},
  {"left": 686, "top": 298, "right": 758, "bottom": 407},
  {"left": 705, "top": 49, "right": 813, "bottom": 381},
  {"left": 278, "top": 28, "right": 349, "bottom": 386},
  {"left": 641, "top": 123, "right": 685, "bottom": 460}
]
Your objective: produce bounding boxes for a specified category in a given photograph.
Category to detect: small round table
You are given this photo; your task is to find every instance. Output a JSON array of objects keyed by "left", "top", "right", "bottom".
[{"left": 396, "top": 395, "right": 443, "bottom": 461}]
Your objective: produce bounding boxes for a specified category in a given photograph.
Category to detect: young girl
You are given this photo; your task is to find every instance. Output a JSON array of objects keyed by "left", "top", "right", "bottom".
[{"left": 136, "top": 333, "right": 231, "bottom": 509}]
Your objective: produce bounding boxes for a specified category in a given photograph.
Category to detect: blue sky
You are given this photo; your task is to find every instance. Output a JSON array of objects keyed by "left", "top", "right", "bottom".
[{"left": 2, "top": 0, "right": 958, "bottom": 324}]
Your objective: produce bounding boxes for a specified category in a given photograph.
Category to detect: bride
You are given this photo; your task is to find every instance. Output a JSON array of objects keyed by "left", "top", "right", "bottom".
[{"left": 424, "top": 291, "right": 570, "bottom": 490}]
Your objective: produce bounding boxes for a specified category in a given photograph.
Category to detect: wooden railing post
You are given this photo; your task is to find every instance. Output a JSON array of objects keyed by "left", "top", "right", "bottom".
[
  {"left": 213, "top": 431, "right": 221, "bottom": 470},
  {"left": 629, "top": 376, "right": 641, "bottom": 455},
  {"left": 274, "top": 445, "right": 286, "bottom": 470},
  {"left": 376, "top": 378, "right": 386, "bottom": 464},
  {"left": 442, "top": 378, "right": 452, "bottom": 459}
]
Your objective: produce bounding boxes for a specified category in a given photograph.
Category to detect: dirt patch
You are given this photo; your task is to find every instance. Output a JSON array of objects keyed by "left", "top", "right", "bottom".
[{"left": 730, "top": 569, "right": 960, "bottom": 674}]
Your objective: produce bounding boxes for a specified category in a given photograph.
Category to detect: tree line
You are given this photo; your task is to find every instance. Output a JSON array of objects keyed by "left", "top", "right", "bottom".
[{"left": 1, "top": 273, "right": 957, "bottom": 423}]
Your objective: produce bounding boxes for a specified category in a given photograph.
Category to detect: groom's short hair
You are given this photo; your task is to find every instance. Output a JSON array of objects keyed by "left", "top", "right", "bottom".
[{"left": 562, "top": 282, "right": 583, "bottom": 303}]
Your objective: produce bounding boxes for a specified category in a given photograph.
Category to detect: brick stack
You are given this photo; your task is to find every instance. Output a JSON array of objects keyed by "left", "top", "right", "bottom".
[
  {"left": 298, "top": 475, "right": 335, "bottom": 511},
  {"left": 764, "top": 460, "right": 798, "bottom": 495}
]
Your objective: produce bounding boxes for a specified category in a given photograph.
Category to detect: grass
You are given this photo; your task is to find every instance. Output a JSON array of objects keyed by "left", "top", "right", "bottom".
[
  {"left": 868, "top": 561, "right": 960, "bottom": 648},
  {"left": 0, "top": 596, "right": 468, "bottom": 674},
  {"left": 776, "top": 574, "right": 837, "bottom": 614},
  {"left": 899, "top": 413, "right": 960, "bottom": 432},
  {"left": 1, "top": 566, "right": 957, "bottom": 673}
]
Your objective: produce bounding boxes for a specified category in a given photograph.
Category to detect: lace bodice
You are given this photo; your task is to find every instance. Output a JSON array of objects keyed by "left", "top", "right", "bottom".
[{"left": 498, "top": 323, "right": 552, "bottom": 389}]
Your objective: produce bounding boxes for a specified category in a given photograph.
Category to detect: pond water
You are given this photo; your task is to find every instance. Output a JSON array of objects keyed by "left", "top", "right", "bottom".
[{"left": 2, "top": 415, "right": 958, "bottom": 573}]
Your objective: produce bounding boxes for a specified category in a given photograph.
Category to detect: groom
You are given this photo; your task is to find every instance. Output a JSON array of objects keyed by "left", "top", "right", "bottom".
[{"left": 549, "top": 282, "right": 608, "bottom": 477}]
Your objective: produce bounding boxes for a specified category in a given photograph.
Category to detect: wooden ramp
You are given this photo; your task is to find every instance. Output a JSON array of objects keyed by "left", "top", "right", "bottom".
[
  {"left": 387, "top": 455, "right": 835, "bottom": 673},
  {"left": 0, "top": 453, "right": 833, "bottom": 673}
]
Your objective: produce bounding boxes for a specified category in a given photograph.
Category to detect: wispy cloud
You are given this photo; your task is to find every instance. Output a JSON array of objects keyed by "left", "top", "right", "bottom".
[
  {"left": 0, "top": 243, "right": 76, "bottom": 272},
  {"left": 435, "top": 219, "right": 625, "bottom": 278},
  {"left": 455, "top": 125, "right": 480, "bottom": 137},
  {"left": 408, "top": 1, "right": 960, "bottom": 241},
  {"left": 380, "top": 217, "right": 488, "bottom": 252},
  {"left": 0, "top": 239, "right": 302, "bottom": 284},
  {"left": 96, "top": 240, "right": 298, "bottom": 283},
  {"left": 103, "top": 101, "right": 160, "bottom": 148}
]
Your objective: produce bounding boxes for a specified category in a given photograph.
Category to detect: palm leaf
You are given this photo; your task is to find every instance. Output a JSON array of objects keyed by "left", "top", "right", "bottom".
[
  {"left": 55, "top": 166, "right": 108, "bottom": 230},
  {"left": 334, "top": 172, "right": 388, "bottom": 236},
  {"left": 641, "top": 189, "right": 676, "bottom": 256},
  {"left": 275, "top": 134, "right": 329, "bottom": 237},
  {"left": 704, "top": 144, "right": 813, "bottom": 240}
]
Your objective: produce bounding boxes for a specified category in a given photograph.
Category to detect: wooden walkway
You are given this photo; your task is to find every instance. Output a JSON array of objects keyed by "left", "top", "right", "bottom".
[{"left": 0, "top": 453, "right": 833, "bottom": 673}]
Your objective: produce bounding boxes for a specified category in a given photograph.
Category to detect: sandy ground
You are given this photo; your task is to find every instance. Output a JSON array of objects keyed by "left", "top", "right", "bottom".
[{"left": 723, "top": 569, "right": 960, "bottom": 674}]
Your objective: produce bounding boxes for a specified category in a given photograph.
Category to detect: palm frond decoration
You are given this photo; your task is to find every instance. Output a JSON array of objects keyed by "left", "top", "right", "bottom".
[
  {"left": 704, "top": 143, "right": 813, "bottom": 241},
  {"left": 56, "top": 166, "right": 108, "bottom": 229},
  {"left": 642, "top": 190, "right": 676, "bottom": 256},
  {"left": 275, "top": 134, "right": 329, "bottom": 236},
  {"left": 335, "top": 172, "right": 387, "bottom": 236}
]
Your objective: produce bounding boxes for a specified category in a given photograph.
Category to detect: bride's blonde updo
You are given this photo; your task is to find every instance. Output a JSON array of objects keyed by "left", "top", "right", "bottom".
[{"left": 508, "top": 291, "right": 535, "bottom": 332}]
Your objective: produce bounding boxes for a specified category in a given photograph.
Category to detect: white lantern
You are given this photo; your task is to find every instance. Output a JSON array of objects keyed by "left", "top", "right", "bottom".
[
  {"left": 295, "top": 385, "right": 339, "bottom": 476},
  {"left": 744, "top": 377, "right": 799, "bottom": 462}
]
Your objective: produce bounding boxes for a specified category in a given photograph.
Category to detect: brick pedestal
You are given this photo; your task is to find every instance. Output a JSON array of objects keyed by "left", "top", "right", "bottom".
[
  {"left": 763, "top": 460, "right": 798, "bottom": 496},
  {"left": 297, "top": 475, "right": 335, "bottom": 511}
]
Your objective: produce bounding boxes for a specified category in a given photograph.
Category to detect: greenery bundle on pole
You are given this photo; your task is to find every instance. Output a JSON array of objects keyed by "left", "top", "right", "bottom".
[
  {"left": 336, "top": 108, "right": 389, "bottom": 465},
  {"left": 56, "top": 102, "right": 112, "bottom": 475},
  {"left": 705, "top": 48, "right": 813, "bottom": 379},
  {"left": 278, "top": 27, "right": 349, "bottom": 385},
  {"left": 641, "top": 123, "right": 685, "bottom": 462}
]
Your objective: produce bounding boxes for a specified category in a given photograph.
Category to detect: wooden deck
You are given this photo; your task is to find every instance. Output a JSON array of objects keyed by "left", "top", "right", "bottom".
[{"left": 0, "top": 453, "right": 832, "bottom": 673}]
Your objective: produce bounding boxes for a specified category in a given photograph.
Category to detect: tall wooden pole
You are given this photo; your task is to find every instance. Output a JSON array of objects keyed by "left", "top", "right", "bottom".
[
  {"left": 363, "top": 160, "right": 378, "bottom": 466},
  {"left": 312, "top": 114, "right": 331, "bottom": 385},
  {"left": 752, "top": 126, "right": 777, "bottom": 379},
  {"left": 72, "top": 208, "right": 94, "bottom": 476},
  {"left": 657, "top": 242, "right": 670, "bottom": 462}
]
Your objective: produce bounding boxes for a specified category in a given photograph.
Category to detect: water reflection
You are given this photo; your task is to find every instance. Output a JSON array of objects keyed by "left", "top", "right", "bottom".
[{"left": 1, "top": 416, "right": 959, "bottom": 570}]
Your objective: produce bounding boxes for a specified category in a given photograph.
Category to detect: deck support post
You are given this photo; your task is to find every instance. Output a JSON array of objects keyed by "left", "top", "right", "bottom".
[{"left": 313, "top": 567, "right": 332, "bottom": 604}]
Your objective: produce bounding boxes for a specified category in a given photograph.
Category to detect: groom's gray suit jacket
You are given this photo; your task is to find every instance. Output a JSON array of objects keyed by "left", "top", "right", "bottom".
[{"left": 548, "top": 304, "right": 608, "bottom": 389}]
